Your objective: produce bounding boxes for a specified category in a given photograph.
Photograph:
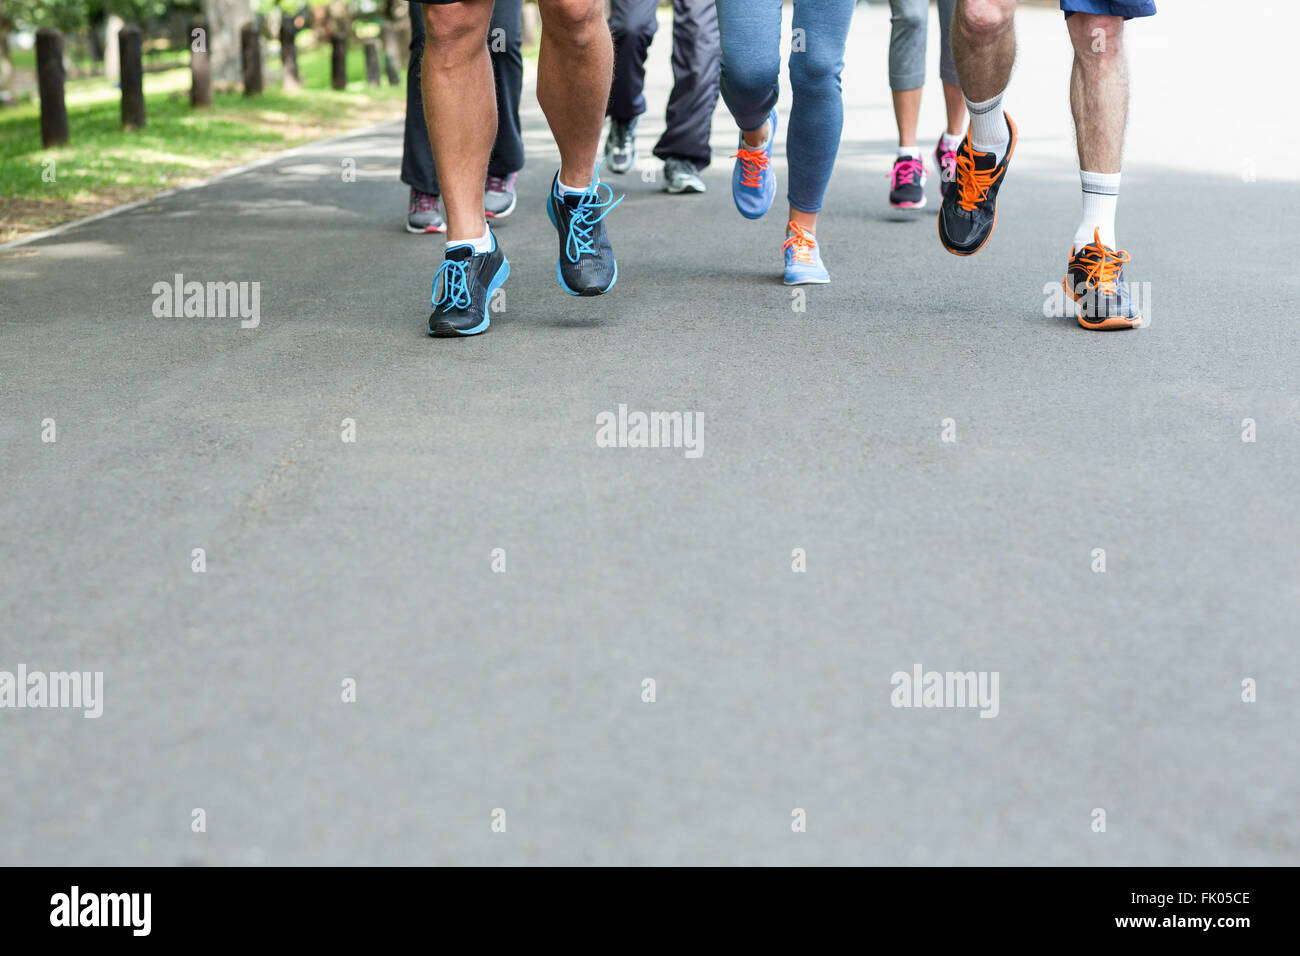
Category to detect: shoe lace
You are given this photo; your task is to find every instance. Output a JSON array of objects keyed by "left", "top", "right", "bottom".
[
  {"left": 562, "top": 167, "right": 624, "bottom": 263},
  {"left": 485, "top": 173, "right": 514, "bottom": 193},
  {"left": 783, "top": 221, "right": 817, "bottom": 266},
  {"left": 413, "top": 190, "right": 439, "bottom": 213},
  {"left": 939, "top": 149, "right": 957, "bottom": 183},
  {"left": 432, "top": 257, "right": 472, "bottom": 312},
  {"left": 1073, "top": 228, "right": 1130, "bottom": 294},
  {"left": 892, "top": 157, "right": 924, "bottom": 188},
  {"left": 954, "top": 141, "right": 1005, "bottom": 212},
  {"left": 611, "top": 121, "right": 632, "bottom": 150},
  {"left": 733, "top": 145, "right": 770, "bottom": 189}
]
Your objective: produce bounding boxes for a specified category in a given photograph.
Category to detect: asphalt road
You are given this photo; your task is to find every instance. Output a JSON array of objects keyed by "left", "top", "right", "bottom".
[{"left": 1, "top": 0, "right": 1297, "bottom": 865}]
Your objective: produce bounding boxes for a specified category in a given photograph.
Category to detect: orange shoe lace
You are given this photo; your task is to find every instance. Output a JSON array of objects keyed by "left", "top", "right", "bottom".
[
  {"left": 954, "top": 138, "right": 1006, "bottom": 212},
  {"left": 1073, "top": 228, "right": 1130, "bottom": 293},
  {"left": 733, "top": 145, "right": 771, "bottom": 188},
  {"left": 783, "top": 221, "right": 817, "bottom": 264}
]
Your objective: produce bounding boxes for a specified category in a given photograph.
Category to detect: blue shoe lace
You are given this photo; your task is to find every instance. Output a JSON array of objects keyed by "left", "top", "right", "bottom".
[
  {"left": 432, "top": 256, "right": 472, "bottom": 313},
  {"left": 559, "top": 170, "right": 623, "bottom": 264}
]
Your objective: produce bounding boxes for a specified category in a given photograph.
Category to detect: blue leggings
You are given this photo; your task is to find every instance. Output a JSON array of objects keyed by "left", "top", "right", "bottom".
[{"left": 714, "top": 0, "right": 856, "bottom": 214}]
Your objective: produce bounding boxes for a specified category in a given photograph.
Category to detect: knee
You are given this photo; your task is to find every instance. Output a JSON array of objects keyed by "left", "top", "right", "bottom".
[
  {"left": 540, "top": 0, "right": 608, "bottom": 46},
  {"left": 891, "top": 4, "right": 926, "bottom": 35},
  {"left": 1071, "top": 15, "right": 1124, "bottom": 62},
  {"left": 789, "top": 45, "right": 843, "bottom": 90},
  {"left": 721, "top": 58, "right": 778, "bottom": 100},
  {"left": 424, "top": 4, "right": 486, "bottom": 53},
  {"left": 957, "top": 0, "right": 1014, "bottom": 39}
]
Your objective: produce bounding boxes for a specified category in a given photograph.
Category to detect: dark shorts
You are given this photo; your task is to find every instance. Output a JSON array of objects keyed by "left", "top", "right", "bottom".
[{"left": 1061, "top": 0, "right": 1157, "bottom": 18}]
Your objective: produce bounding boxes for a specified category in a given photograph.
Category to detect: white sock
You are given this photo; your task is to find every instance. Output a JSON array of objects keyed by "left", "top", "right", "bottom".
[
  {"left": 557, "top": 176, "right": 590, "bottom": 196},
  {"left": 1075, "top": 171, "right": 1121, "bottom": 249},
  {"left": 447, "top": 225, "right": 492, "bottom": 255},
  {"left": 742, "top": 119, "right": 771, "bottom": 151},
  {"left": 940, "top": 132, "right": 963, "bottom": 152},
  {"left": 964, "top": 91, "right": 1009, "bottom": 163},
  {"left": 897, "top": 146, "right": 922, "bottom": 159}
]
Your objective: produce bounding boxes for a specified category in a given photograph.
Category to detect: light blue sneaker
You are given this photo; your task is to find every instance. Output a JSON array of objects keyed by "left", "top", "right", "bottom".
[
  {"left": 731, "top": 107, "right": 778, "bottom": 220},
  {"left": 783, "top": 222, "right": 829, "bottom": 285}
]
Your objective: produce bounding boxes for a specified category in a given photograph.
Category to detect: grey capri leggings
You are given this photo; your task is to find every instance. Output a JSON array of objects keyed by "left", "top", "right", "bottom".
[{"left": 888, "top": 0, "right": 957, "bottom": 91}]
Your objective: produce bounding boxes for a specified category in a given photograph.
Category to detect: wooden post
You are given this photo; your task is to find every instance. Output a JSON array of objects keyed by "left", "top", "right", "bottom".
[
  {"left": 36, "top": 29, "right": 69, "bottom": 147},
  {"left": 363, "top": 39, "right": 380, "bottom": 87},
  {"left": 279, "top": 21, "right": 300, "bottom": 90},
  {"left": 190, "top": 22, "right": 212, "bottom": 107},
  {"left": 240, "top": 22, "right": 262, "bottom": 95},
  {"left": 119, "top": 25, "right": 146, "bottom": 130},
  {"left": 330, "top": 33, "right": 348, "bottom": 90}
]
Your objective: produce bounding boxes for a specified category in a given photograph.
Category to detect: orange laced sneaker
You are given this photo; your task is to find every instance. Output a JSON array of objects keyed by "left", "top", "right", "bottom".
[{"left": 1064, "top": 228, "right": 1142, "bottom": 330}]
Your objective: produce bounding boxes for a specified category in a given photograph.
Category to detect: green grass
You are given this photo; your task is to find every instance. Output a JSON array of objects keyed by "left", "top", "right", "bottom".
[{"left": 1, "top": 44, "right": 405, "bottom": 240}]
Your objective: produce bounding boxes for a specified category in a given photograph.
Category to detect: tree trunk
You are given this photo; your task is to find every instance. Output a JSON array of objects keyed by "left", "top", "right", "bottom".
[
  {"left": 201, "top": 0, "right": 253, "bottom": 87},
  {"left": 104, "top": 15, "right": 124, "bottom": 83}
]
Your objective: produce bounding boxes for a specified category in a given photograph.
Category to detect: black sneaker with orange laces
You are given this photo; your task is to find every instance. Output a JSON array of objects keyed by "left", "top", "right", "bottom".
[
  {"left": 938, "top": 113, "right": 1018, "bottom": 256},
  {"left": 1064, "top": 228, "right": 1142, "bottom": 330}
]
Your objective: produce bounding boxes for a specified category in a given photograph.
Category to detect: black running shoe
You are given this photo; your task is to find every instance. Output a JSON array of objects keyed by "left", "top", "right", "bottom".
[
  {"left": 889, "top": 154, "right": 928, "bottom": 209},
  {"left": 545, "top": 170, "right": 621, "bottom": 296},
  {"left": 1064, "top": 229, "right": 1142, "bottom": 330},
  {"left": 427, "top": 235, "right": 509, "bottom": 337},
  {"left": 938, "top": 112, "right": 1017, "bottom": 256}
]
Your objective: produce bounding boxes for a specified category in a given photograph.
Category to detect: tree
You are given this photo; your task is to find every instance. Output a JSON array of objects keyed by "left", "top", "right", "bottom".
[{"left": 202, "top": 0, "right": 253, "bottom": 85}]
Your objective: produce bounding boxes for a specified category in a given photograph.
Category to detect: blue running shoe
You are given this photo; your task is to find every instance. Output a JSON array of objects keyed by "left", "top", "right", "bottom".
[
  {"left": 546, "top": 166, "right": 622, "bottom": 296},
  {"left": 731, "top": 107, "right": 778, "bottom": 220},
  {"left": 428, "top": 234, "right": 509, "bottom": 337},
  {"left": 783, "top": 221, "right": 829, "bottom": 285}
]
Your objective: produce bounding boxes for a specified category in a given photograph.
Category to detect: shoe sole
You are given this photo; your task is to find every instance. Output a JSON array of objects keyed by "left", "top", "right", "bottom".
[
  {"left": 428, "top": 259, "right": 510, "bottom": 338},
  {"left": 784, "top": 276, "right": 830, "bottom": 286},
  {"left": 1062, "top": 276, "right": 1142, "bottom": 330},
  {"left": 666, "top": 182, "right": 706, "bottom": 194},
  {"left": 406, "top": 222, "right": 446, "bottom": 235},
  {"left": 890, "top": 196, "right": 928, "bottom": 210},
  {"left": 938, "top": 115, "right": 1018, "bottom": 257},
  {"left": 485, "top": 193, "right": 517, "bottom": 220},
  {"left": 546, "top": 198, "right": 618, "bottom": 296}
]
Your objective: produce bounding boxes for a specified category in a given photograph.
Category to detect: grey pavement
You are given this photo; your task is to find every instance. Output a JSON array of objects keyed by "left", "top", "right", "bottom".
[{"left": 1, "top": 1, "right": 1297, "bottom": 865}]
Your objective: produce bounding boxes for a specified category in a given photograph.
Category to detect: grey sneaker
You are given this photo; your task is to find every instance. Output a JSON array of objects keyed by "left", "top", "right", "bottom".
[
  {"left": 604, "top": 117, "right": 637, "bottom": 174},
  {"left": 406, "top": 188, "right": 445, "bottom": 234},
  {"left": 663, "top": 156, "right": 706, "bottom": 194},
  {"left": 484, "top": 172, "right": 518, "bottom": 219}
]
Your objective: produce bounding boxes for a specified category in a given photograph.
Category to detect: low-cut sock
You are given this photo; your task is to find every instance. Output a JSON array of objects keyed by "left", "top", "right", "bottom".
[
  {"left": 964, "top": 91, "right": 1010, "bottom": 163},
  {"left": 939, "top": 132, "right": 963, "bottom": 153},
  {"left": 447, "top": 225, "right": 492, "bottom": 255},
  {"left": 1075, "top": 170, "right": 1121, "bottom": 250},
  {"left": 556, "top": 176, "right": 592, "bottom": 196},
  {"left": 897, "top": 146, "right": 923, "bottom": 159}
]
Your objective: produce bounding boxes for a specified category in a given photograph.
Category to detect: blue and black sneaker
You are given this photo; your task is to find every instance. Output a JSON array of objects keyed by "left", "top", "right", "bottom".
[
  {"left": 545, "top": 169, "right": 622, "bottom": 296},
  {"left": 428, "top": 234, "right": 509, "bottom": 337}
]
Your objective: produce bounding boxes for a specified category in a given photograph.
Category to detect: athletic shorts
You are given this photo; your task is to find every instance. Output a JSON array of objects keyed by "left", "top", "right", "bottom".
[{"left": 1061, "top": 0, "right": 1157, "bottom": 18}]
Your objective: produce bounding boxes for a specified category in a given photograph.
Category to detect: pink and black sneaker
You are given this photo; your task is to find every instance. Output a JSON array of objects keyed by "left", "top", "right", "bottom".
[
  {"left": 935, "top": 136, "right": 959, "bottom": 201},
  {"left": 889, "top": 154, "right": 928, "bottom": 209}
]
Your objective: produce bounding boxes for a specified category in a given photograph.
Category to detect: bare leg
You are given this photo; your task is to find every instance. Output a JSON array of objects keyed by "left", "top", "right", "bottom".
[
  {"left": 892, "top": 87, "right": 923, "bottom": 148},
  {"left": 789, "top": 207, "right": 818, "bottom": 233},
  {"left": 1068, "top": 14, "right": 1127, "bottom": 174},
  {"left": 422, "top": 1, "right": 495, "bottom": 241},
  {"left": 537, "top": 0, "right": 614, "bottom": 188},
  {"left": 941, "top": 81, "right": 966, "bottom": 137},
  {"left": 951, "top": 0, "right": 1015, "bottom": 102}
]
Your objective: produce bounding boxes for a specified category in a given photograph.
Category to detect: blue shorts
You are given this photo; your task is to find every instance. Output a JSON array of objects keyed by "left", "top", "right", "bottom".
[{"left": 1061, "top": 0, "right": 1157, "bottom": 18}]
